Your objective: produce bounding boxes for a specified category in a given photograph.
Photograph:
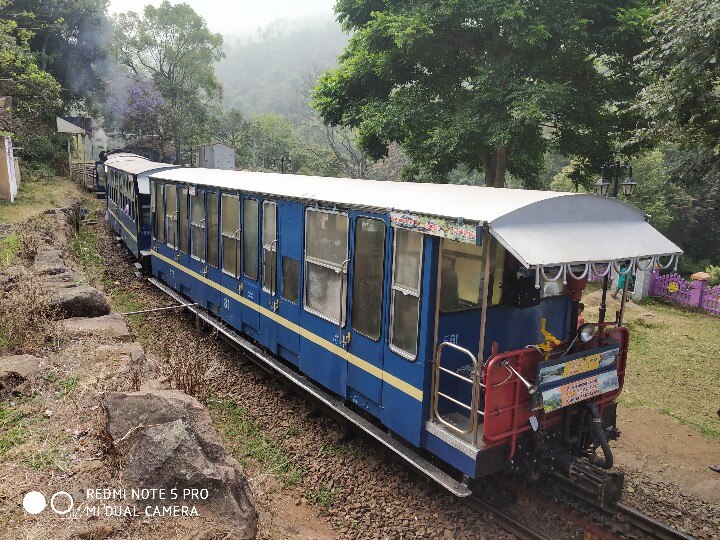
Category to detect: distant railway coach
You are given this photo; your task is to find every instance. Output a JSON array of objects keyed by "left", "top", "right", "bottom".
[
  {"left": 143, "top": 167, "right": 681, "bottom": 498},
  {"left": 104, "top": 155, "right": 178, "bottom": 259}
]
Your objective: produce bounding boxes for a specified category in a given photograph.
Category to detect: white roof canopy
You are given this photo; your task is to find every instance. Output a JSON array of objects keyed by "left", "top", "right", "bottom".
[
  {"left": 107, "top": 158, "right": 178, "bottom": 194},
  {"left": 150, "top": 167, "right": 682, "bottom": 270}
]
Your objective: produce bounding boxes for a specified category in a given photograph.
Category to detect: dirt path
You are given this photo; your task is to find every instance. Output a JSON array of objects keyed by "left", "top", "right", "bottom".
[{"left": 616, "top": 407, "right": 720, "bottom": 503}]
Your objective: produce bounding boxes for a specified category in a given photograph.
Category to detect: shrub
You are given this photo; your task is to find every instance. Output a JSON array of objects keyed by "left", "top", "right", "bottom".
[
  {"left": 0, "top": 276, "right": 59, "bottom": 354},
  {"left": 705, "top": 265, "right": 720, "bottom": 287}
]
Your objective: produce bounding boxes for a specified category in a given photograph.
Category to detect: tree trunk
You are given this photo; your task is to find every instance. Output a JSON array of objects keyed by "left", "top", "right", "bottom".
[
  {"left": 41, "top": 35, "right": 48, "bottom": 72},
  {"left": 175, "top": 140, "right": 182, "bottom": 165},
  {"left": 482, "top": 148, "right": 508, "bottom": 188}
]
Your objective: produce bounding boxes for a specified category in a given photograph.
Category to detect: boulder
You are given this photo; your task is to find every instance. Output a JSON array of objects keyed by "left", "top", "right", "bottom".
[
  {"left": 0, "top": 354, "right": 43, "bottom": 398},
  {"left": 51, "top": 285, "right": 111, "bottom": 318},
  {"left": 0, "top": 354, "right": 43, "bottom": 378},
  {"left": 104, "top": 390, "right": 257, "bottom": 539},
  {"left": 34, "top": 249, "right": 67, "bottom": 275},
  {"left": 59, "top": 314, "right": 131, "bottom": 342}
]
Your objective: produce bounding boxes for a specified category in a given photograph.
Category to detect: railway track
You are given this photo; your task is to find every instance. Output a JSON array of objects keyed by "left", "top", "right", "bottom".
[{"left": 146, "top": 275, "right": 698, "bottom": 540}]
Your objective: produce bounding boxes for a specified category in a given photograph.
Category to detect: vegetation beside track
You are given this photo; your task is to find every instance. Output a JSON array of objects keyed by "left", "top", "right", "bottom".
[{"left": 584, "top": 290, "right": 720, "bottom": 441}]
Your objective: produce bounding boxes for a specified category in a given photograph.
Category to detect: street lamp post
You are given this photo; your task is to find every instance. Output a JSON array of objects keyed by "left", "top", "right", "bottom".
[
  {"left": 274, "top": 156, "right": 291, "bottom": 174},
  {"left": 596, "top": 160, "right": 636, "bottom": 325}
]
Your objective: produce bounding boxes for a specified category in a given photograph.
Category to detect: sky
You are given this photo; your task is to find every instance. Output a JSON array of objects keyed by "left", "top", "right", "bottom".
[{"left": 108, "top": 0, "right": 338, "bottom": 36}]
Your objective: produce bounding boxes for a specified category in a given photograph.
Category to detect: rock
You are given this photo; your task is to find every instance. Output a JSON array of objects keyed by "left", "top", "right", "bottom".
[
  {"left": 0, "top": 354, "right": 43, "bottom": 398},
  {"left": 104, "top": 390, "right": 258, "bottom": 539},
  {"left": 51, "top": 285, "right": 110, "bottom": 318},
  {"left": 34, "top": 249, "right": 67, "bottom": 275},
  {"left": 0, "top": 265, "right": 27, "bottom": 291},
  {"left": 45, "top": 270, "right": 84, "bottom": 290},
  {"left": 0, "top": 354, "right": 43, "bottom": 378},
  {"left": 59, "top": 314, "right": 131, "bottom": 342}
]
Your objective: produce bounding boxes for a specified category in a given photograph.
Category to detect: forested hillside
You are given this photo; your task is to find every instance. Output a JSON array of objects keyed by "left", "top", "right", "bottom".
[{"left": 217, "top": 16, "right": 348, "bottom": 120}]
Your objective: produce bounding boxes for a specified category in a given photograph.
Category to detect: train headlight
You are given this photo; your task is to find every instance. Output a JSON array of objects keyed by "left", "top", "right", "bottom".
[{"left": 578, "top": 323, "right": 596, "bottom": 343}]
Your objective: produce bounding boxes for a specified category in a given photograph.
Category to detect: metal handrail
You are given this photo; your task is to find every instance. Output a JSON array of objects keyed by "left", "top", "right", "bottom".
[{"left": 432, "top": 341, "right": 482, "bottom": 438}]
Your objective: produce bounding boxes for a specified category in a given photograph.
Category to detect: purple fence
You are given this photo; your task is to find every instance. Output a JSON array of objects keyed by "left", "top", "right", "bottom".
[
  {"left": 648, "top": 271, "right": 719, "bottom": 316},
  {"left": 701, "top": 285, "right": 720, "bottom": 316}
]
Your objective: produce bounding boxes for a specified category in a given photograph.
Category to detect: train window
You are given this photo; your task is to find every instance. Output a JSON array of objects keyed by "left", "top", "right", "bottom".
[
  {"left": 207, "top": 193, "right": 219, "bottom": 268},
  {"left": 351, "top": 218, "right": 385, "bottom": 340},
  {"left": 440, "top": 239, "right": 506, "bottom": 312},
  {"left": 165, "top": 185, "right": 177, "bottom": 248},
  {"left": 178, "top": 186, "right": 189, "bottom": 254},
  {"left": 390, "top": 229, "right": 423, "bottom": 359},
  {"left": 243, "top": 199, "right": 259, "bottom": 280},
  {"left": 221, "top": 194, "right": 240, "bottom": 277},
  {"left": 190, "top": 190, "right": 205, "bottom": 261},
  {"left": 149, "top": 180, "right": 155, "bottom": 234},
  {"left": 262, "top": 201, "right": 277, "bottom": 292},
  {"left": 281, "top": 256, "right": 299, "bottom": 304},
  {"left": 304, "top": 209, "right": 349, "bottom": 324},
  {"left": 156, "top": 183, "right": 165, "bottom": 243}
]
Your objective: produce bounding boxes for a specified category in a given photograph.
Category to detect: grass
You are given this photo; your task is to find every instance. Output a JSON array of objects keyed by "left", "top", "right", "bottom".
[
  {"left": 0, "top": 233, "right": 22, "bottom": 268},
  {"left": 71, "top": 227, "right": 103, "bottom": 277},
  {"left": 306, "top": 486, "right": 338, "bottom": 508},
  {"left": 0, "top": 404, "right": 30, "bottom": 461},
  {"left": 584, "top": 292, "right": 720, "bottom": 441},
  {"left": 59, "top": 375, "right": 80, "bottom": 397},
  {"left": 0, "top": 174, "right": 78, "bottom": 224},
  {"left": 208, "top": 398, "right": 304, "bottom": 487}
]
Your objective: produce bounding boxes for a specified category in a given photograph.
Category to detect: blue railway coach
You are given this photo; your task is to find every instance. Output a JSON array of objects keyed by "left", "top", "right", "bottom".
[
  {"left": 105, "top": 155, "right": 178, "bottom": 260},
  {"left": 146, "top": 167, "right": 681, "bottom": 498}
]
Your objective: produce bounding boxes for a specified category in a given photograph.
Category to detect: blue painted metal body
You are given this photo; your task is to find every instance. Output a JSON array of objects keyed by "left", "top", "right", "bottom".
[{"left": 145, "top": 177, "right": 575, "bottom": 479}]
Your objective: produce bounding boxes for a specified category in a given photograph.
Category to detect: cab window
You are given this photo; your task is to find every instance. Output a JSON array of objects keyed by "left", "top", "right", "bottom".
[{"left": 440, "top": 238, "right": 505, "bottom": 312}]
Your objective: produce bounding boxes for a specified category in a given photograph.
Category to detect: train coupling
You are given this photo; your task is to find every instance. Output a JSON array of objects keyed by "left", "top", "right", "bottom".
[{"left": 552, "top": 452, "right": 624, "bottom": 508}]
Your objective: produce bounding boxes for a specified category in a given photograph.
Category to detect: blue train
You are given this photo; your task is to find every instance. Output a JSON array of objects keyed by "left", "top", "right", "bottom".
[
  {"left": 103, "top": 154, "right": 179, "bottom": 259},
  {"left": 105, "top": 156, "right": 681, "bottom": 499}
]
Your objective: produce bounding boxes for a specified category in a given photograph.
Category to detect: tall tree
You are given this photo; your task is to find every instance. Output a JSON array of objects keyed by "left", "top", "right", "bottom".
[
  {"left": 114, "top": 1, "right": 224, "bottom": 163},
  {"left": 3, "top": 0, "right": 111, "bottom": 107},
  {"left": 632, "top": 0, "right": 720, "bottom": 266},
  {"left": 635, "top": 0, "right": 720, "bottom": 156},
  {"left": 0, "top": 3, "right": 62, "bottom": 162},
  {"left": 313, "top": 0, "right": 649, "bottom": 187}
]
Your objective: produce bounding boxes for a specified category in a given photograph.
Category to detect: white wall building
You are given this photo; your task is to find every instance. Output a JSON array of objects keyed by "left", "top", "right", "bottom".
[{"left": 197, "top": 143, "right": 235, "bottom": 170}]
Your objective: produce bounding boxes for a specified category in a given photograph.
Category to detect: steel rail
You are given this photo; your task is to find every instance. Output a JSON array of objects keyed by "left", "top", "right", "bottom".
[
  {"left": 462, "top": 495, "right": 548, "bottom": 540},
  {"left": 615, "top": 501, "right": 697, "bottom": 540}
]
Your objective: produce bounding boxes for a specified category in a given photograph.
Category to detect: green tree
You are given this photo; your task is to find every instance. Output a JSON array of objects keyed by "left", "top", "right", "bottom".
[
  {"left": 114, "top": 1, "right": 224, "bottom": 163},
  {"left": 633, "top": 0, "right": 720, "bottom": 266},
  {"left": 0, "top": 4, "right": 62, "bottom": 163},
  {"left": 635, "top": 0, "right": 720, "bottom": 155},
  {"left": 3, "top": 0, "right": 111, "bottom": 107},
  {"left": 313, "top": 0, "right": 649, "bottom": 187}
]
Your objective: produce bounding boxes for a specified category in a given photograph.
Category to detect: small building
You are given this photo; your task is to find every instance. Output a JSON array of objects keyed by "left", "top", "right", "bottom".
[
  {"left": 0, "top": 136, "right": 20, "bottom": 203},
  {"left": 197, "top": 143, "right": 235, "bottom": 170}
]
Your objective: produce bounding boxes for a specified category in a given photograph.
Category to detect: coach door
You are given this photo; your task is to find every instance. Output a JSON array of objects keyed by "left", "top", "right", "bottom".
[
  {"left": 275, "top": 200, "right": 303, "bottom": 365},
  {"left": 300, "top": 208, "right": 349, "bottom": 396},
  {"left": 203, "top": 189, "right": 222, "bottom": 314},
  {"left": 346, "top": 212, "right": 388, "bottom": 413},
  {"left": 258, "top": 200, "right": 278, "bottom": 352},
  {"left": 240, "top": 196, "right": 261, "bottom": 340}
]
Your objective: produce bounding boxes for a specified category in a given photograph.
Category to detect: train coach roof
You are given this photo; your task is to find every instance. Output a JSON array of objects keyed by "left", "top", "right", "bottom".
[
  {"left": 107, "top": 158, "right": 178, "bottom": 194},
  {"left": 150, "top": 167, "right": 682, "bottom": 268},
  {"left": 105, "top": 152, "right": 147, "bottom": 162}
]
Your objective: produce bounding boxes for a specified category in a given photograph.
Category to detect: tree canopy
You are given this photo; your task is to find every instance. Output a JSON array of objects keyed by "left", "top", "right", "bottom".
[
  {"left": 0, "top": 4, "right": 62, "bottom": 162},
  {"left": 635, "top": 0, "right": 720, "bottom": 156},
  {"left": 313, "top": 0, "right": 649, "bottom": 187},
  {"left": 3, "top": 0, "right": 111, "bottom": 107},
  {"left": 113, "top": 1, "right": 224, "bottom": 162}
]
